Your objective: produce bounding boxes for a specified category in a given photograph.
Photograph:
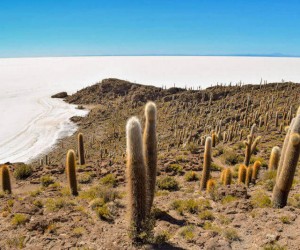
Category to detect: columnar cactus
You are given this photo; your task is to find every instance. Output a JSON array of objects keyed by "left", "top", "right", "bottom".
[
  {"left": 273, "top": 113, "right": 300, "bottom": 208},
  {"left": 212, "top": 131, "right": 216, "bottom": 147},
  {"left": 66, "top": 150, "right": 78, "bottom": 196},
  {"left": 269, "top": 146, "right": 281, "bottom": 170},
  {"left": 223, "top": 168, "right": 232, "bottom": 186},
  {"left": 126, "top": 117, "right": 146, "bottom": 239},
  {"left": 244, "top": 124, "right": 261, "bottom": 166},
  {"left": 1, "top": 165, "right": 11, "bottom": 194},
  {"left": 252, "top": 161, "right": 261, "bottom": 184},
  {"left": 245, "top": 166, "right": 253, "bottom": 187},
  {"left": 200, "top": 137, "right": 212, "bottom": 190},
  {"left": 238, "top": 164, "right": 247, "bottom": 184},
  {"left": 78, "top": 133, "right": 85, "bottom": 165},
  {"left": 143, "top": 102, "right": 157, "bottom": 215}
]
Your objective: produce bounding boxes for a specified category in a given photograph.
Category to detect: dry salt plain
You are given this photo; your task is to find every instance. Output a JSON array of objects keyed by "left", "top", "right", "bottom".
[{"left": 0, "top": 56, "right": 300, "bottom": 163}]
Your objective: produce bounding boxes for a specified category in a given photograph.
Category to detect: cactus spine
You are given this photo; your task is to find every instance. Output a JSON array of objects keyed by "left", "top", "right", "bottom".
[
  {"left": 66, "top": 150, "right": 78, "bottom": 196},
  {"left": 223, "top": 168, "right": 232, "bottom": 185},
  {"left": 269, "top": 146, "right": 281, "bottom": 170},
  {"left": 143, "top": 102, "right": 157, "bottom": 215},
  {"left": 272, "top": 113, "right": 300, "bottom": 208},
  {"left": 200, "top": 136, "right": 212, "bottom": 190},
  {"left": 238, "top": 164, "right": 247, "bottom": 184},
  {"left": 78, "top": 133, "right": 85, "bottom": 165},
  {"left": 126, "top": 117, "right": 146, "bottom": 239},
  {"left": 1, "top": 165, "right": 11, "bottom": 194}
]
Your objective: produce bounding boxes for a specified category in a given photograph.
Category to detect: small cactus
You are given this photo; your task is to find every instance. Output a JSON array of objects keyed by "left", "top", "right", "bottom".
[
  {"left": 143, "top": 102, "right": 157, "bottom": 215},
  {"left": 238, "top": 164, "right": 247, "bottom": 185},
  {"left": 212, "top": 131, "right": 216, "bottom": 147},
  {"left": 223, "top": 168, "right": 232, "bottom": 186},
  {"left": 126, "top": 117, "right": 146, "bottom": 240},
  {"left": 252, "top": 161, "right": 261, "bottom": 183},
  {"left": 200, "top": 137, "right": 212, "bottom": 190},
  {"left": 207, "top": 179, "right": 216, "bottom": 193},
  {"left": 1, "top": 165, "right": 12, "bottom": 194},
  {"left": 220, "top": 169, "right": 225, "bottom": 183},
  {"left": 66, "top": 150, "right": 78, "bottom": 196},
  {"left": 78, "top": 133, "right": 85, "bottom": 165},
  {"left": 269, "top": 146, "right": 281, "bottom": 171},
  {"left": 245, "top": 166, "right": 253, "bottom": 187}
]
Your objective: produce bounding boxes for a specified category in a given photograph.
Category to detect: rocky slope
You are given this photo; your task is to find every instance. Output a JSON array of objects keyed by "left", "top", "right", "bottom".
[{"left": 0, "top": 78, "right": 300, "bottom": 249}]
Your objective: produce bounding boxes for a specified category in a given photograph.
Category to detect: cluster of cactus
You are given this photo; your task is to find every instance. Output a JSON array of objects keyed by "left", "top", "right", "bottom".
[
  {"left": 126, "top": 102, "right": 157, "bottom": 241},
  {"left": 220, "top": 168, "right": 232, "bottom": 186},
  {"left": 272, "top": 109, "right": 300, "bottom": 208}
]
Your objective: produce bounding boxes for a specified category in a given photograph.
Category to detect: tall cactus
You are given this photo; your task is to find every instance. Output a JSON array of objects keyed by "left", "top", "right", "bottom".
[
  {"left": 1, "top": 165, "right": 11, "bottom": 194},
  {"left": 244, "top": 124, "right": 261, "bottom": 166},
  {"left": 66, "top": 150, "right": 78, "bottom": 196},
  {"left": 143, "top": 102, "right": 157, "bottom": 215},
  {"left": 78, "top": 133, "right": 85, "bottom": 165},
  {"left": 126, "top": 117, "right": 146, "bottom": 240},
  {"left": 272, "top": 112, "right": 300, "bottom": 208},
  {"left": 269, "top": 146, "right": 281, "bottom": 171},
  {"left": 200, "top": 136, "right": 212, "bottom": 190}
]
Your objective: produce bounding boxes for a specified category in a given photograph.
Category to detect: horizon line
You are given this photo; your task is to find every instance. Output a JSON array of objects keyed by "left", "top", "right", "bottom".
[{"left": 1, "top": 54, "right": 300, "bottom": 59}]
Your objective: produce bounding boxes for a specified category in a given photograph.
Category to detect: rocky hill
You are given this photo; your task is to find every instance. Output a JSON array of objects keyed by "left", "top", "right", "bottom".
[{"left": 1, "top": 78, "right": 300, "bottom": 249}]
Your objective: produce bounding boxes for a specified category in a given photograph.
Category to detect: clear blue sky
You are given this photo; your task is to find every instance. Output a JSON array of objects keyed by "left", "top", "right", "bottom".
[{"left": 0, "top": 0, "right": 299, "bottom": 57}]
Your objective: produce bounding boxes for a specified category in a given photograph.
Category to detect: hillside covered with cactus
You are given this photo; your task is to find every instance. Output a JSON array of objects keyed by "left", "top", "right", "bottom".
[{"left": 1, "top": 78, "right": 300, "bottom": 249}]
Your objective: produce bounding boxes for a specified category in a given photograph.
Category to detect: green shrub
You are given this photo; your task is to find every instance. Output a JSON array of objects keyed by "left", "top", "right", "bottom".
[
  {"left": 224, "top": 151, "right": 242, "bottom": 165},
  {"left": 186, "top": 142, "right": 198, "bottom": 154},
  {"left": 211, "top": 163, "right": 222, "bottom": 171},
  {"left": 157, "top": 176, "right": 179, "bottom": 191},
  {"left": 222, "top": 228, "right": 240, "bottom": 241},
  {"left": 180, "top": 225, "right": 195, "bottom": 242},
  {"left": 100, "top": 174, "right": 117, "bottom": 187},
  {"left": 199, "top": 210, "right": 215, "bottom": 220},
  {"left": 40, "top": 175, "right": 55, "bottom": 187},
  {"left": 78, "top": 173, "right": 93, "bottom": 184},
  {"left": 11, "top": 214, "right": 29, "bottom": 226},
  {"left": 45, "top": 198, "right": 75, "bottom": 212},
  {"left": 153, "top": 230, "right": 171, "bottom": 244},
  {"left": 184, "top": 171, "right": 199, "bottom": 181},
  {"left": 280, "top": 216, "right": 291, "bottom": 224},
  {"left": 73, "top": 227, "right": 86, "bottom": 237},
  {"left": 79, "top": 184, "right": 120, "bottom": 202},
  {"left": 171, "top": 198, "right": 211, "bottom": 215},
  {"left": 251, "top": 191, "right": 271, "bottom": 208},
  {"left": 221, "top": 195, "right": 237, "bottom": 204},
  {"left": 166, "top": 164, "right": 184, "bottom": 175},
  {"left": 14, "top": 164, "right": 33, "bottom": 180},
  {"left": 96, "top": 205, "right": 113, "bottom": 221}
]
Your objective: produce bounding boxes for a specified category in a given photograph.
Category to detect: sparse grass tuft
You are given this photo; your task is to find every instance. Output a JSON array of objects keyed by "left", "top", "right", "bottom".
[
  {"left": 184, "top": 171, "right": 199, "bottom": 181},
  {"left": 179, "top": 225, "right": 195, "bottom": 242},
  {"left": 280, "top": 216, "right": 291, "bottom": 224},
  {"left": 73, "top": 227, "right": 86, "bottom": 237},
  {"left": 166, "top": 164, "right": 184, "bottom": 175},
  {"left": 78, "top": 172, "right": 93, "bottom": 184},
  {"left": 40, "top": 175, "right": 55, "bottom": 187},
  {"left": 251, "top": 190, "right": 271, "bottom": 208},
  {"left": 222, "top": 228, "right": 240, "bottom": 241},
  {"left": 224, "top": 151, "right": 242, "bottom": 165},
  {"left": 157, "top": 176, "right": 179, "bottom": 191},
  {"left": 100, "top": 173, "right": 117, "bottom": 187},
  {"left": 221, "top": 195, "right": 237, "bottom": 204},
  {"left": 171, "top": 198, "right": 211, "bottom": 215},
  {"left": 11, "top": 214, "right": 29, "bottom": 226},
  {"left": 199, "top": 210, "right": 215, "bottom": 220}
]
